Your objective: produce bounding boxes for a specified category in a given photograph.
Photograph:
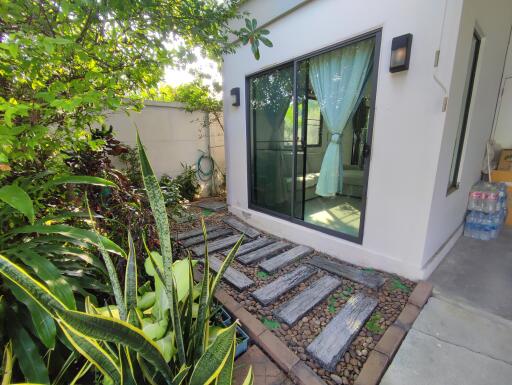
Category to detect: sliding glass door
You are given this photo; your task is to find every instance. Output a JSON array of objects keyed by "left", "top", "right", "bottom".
[{"left": 247, "top": 32, "right": 380, "bottom": 242}]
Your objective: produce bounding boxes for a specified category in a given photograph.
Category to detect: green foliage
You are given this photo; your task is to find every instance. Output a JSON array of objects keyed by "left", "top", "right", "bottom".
[
  {"left": 146, "top": 81, "right": 222, "bottom": 114},
  {"left": 0, "top": 136, "right": 251, "bottom": 384},
  {"left": 159, "top": 174, "right": 184, "bottom": 207},
  {"left": 0, "top": 174, "right": 119, "bottom": 383},
  {"left": 174, "top": 164, "right": 200, "bottom": 201},
  {"left": 365, "top": 312, "right": 385, "bottom": 334},
  {"left": 260, "top": 317, "right": 280, "bottom": 330},
  {"left": 0, "top": 1, "right": 271, "bottom": 179},
  {"left": 256, "top": 270, "right": 269, "bottom": 280},
  {"left": 389, "top": 278, "right": 411, "bottom": 293},
  {"left": 239, "top": 18, "right": 273, "bottom": 60}
]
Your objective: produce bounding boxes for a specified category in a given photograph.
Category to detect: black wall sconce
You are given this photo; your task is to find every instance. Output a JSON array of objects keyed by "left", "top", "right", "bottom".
[
  {"left": 230, "top": 87, "right": 240, "bottom": 106},
  {"left": 390, "top": 33, "right": 413, "bottom": 73}
]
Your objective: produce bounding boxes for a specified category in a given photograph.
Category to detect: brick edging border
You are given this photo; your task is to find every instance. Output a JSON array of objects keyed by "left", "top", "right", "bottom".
[
  {"left": 354, "top": 280, "right": 433, "bottom": 385},
  {"left": 215, "top": 289, "right": 327, "bottom": 385}
]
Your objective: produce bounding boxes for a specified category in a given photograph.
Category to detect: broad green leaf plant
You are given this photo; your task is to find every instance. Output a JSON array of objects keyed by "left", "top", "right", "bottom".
[
  {"left": 0, "top": 1, "right": 271, "bottom": 179},
  {"left": 0, "top": 138, "right": 252, "bottom": 385},
  {"left": 0, "top": 174, "right": 120, "bottom": 383}
]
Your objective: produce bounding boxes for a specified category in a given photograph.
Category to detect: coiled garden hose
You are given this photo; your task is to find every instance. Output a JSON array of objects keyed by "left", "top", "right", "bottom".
[{"left": 196, "top": 152, "right": 214, "bottom": 182}]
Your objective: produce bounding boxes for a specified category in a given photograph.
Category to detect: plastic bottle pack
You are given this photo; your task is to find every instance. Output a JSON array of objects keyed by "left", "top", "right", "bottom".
[{"left": 465, "top": 182, "right": 507, "bottom": 240}]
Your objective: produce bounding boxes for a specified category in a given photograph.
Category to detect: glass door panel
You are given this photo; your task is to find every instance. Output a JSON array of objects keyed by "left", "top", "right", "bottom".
[
  {"left": 247, "top": 32, "right": 379, "bottom": 242},
  {"left": 297, "top": 37, "right": 376, "bottom": 238},
  {"left": 248, "top": 65, "right": 294, "bottom": 216}
]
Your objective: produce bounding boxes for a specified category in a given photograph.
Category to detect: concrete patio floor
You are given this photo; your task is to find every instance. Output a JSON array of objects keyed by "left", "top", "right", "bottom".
[
  {"left": 381, "top": 227, "right": 512, "bottom": 384},
  {"left": 430, "top": 226, "right": 512, "bottom": 320},
  {"left": 381, "top": 297, "right": 512, "bottom": 385}
]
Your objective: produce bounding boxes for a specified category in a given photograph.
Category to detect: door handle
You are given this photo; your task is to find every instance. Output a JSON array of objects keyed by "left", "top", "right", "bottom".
[{"left": 362, "top": 144, "right": 371, "bottom": 159}]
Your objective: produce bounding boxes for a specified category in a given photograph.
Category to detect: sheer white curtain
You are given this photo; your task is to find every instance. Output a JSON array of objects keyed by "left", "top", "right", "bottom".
[
  {"left": 309, "top": 39, "right": 374, "bottom": 197},
  {"left": 255, "top": 70, "right": 293, "bottom": 207}
]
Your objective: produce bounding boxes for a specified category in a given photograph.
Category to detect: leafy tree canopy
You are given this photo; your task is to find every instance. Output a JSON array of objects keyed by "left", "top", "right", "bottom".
[
  {"left": 145, "top": 81, "right": 222, "bottom": 113},
  {"left": 0, "top": 0, "right": 269, "bottom": 179}
]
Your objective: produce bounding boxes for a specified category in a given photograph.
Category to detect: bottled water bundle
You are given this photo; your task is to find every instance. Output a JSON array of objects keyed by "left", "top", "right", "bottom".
[{"left": 465, "top": 182, "right": 508, "bottom": 240}]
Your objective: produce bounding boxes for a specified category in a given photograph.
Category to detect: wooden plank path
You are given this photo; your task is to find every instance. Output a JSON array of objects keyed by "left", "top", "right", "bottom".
[
  {"left": 222, "top": 237, "right": 273, "bottom": 257},
  {"left": 237, "top": 241, "right": 290, "bottom": 265},
  {"left": 259, "top": 245, "right": 313, "bottom": 273},
  {"left": 191, "top": 234, "right": 242, "bottom": 257},
  {"left": 175, "top": 225, "right": 220, "bottom": 241},
  {"left": 308, "top": 256, "right": 386, "bottom": 289},
  {"left": 252, "top": 265, "right": 317, "bottom": 306},
  {"left": 307, "top": 293, "right": 378, "bottom": 370},
  {"left": 222, "top": 217, "right": 260, "bottom": 239},
  {"left": 202, "top": 255, "right": 253, "bottom": 290},
  {"left": 274, "top": 275, "right": 341, "bottom": 326},
  {"left": 193, "top": 200, "right": 226, "bottom": 211},
  {"left": 180, "top": 228, "right": 232, "bottom": 247}
]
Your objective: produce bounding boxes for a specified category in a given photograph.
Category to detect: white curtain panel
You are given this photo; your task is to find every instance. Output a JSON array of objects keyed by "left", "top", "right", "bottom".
[{"left": 310, "top": 39, "right": 374, "bottom": 197}]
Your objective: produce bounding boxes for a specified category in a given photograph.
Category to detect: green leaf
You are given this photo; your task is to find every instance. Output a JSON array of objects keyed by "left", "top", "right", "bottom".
[
  {"left": 15, "top": 224, "right": 126, "bottom": 257},
  {"left": 155, "top": 331, "right": 176, "bottom": 362},
  {"left": 60, "top": 325, "right": 121, "bottom": 385},
  {"left": 0, "top": 184, "right": 35, "bottom": 224},
  {"left": 125, "top": 231, "right": 138, "bottom": 312},
  {"left": 215, "top": 339, "right": 236, "bottom": 385},
  {"left": 172, "top": 365, "right": 190, "bottom": 385},
  {"left": 189, "top": 323, "right": 237, "bottom": 385},
  {"left": 9, "top": 323, "right": 49, "bottom": 384},
  {"left": 261, "top": 317, "right": 280, "bottom": 330},
  {"left": 245, "top": 18, "right": 252, "bottom": 30},
  {"left": 242, "top": 367, "right": 254, "bottom": 385},
  {"left": 136, "top": 133, "right": 173, "bottom": 266},
  {"left": 259, "top": 36, "right": 273, "bottom": 48},
  {"left": 8, "top": 282, "right": 56, "bottom": 349},
  {"left": 209, "top": 235, "right": 243, "bottom": 305},
  {"left": 14, "top": 249, "right": 76, "bottom": 309},
  {"left": 47, "top": 175, "right": 117, "bottom": 188},
  {"left": 58, "top": 309, "right": 172, "bottom": 383},
  {"left": 0, "top": 254, "right": 65, "bottom": 314}
]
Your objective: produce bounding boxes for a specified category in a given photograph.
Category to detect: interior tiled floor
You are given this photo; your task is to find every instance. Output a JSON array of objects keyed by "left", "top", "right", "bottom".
[{"left": 304, "top": 195, "right": 362, "bottom": 236}]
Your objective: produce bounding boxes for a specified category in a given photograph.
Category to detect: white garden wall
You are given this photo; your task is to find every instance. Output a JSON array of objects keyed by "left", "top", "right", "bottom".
[{"left": 106, "top": 101, "right": 225, "bottom": 195}]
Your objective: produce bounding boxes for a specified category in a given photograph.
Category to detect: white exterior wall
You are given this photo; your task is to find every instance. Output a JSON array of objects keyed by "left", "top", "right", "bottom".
[
  {"left": 492, "top": 28, "right": 512, "bottom": 149},
  {"left": 423, "top": 0, "right": 512, "bottom": 276},
  {"left": 106, "top": 101, "right": 225, "bottom": 194},
  {"left": 223, "top": 0, "right": 512, "bottom": 279},
  {"left": 223, "top": 0, "right": 460, "bottom": 280}
]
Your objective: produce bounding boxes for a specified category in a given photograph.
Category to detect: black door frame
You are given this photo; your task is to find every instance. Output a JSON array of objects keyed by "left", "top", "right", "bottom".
[{"left": 245, "top": 29, "right": 382, "bottom": 244}]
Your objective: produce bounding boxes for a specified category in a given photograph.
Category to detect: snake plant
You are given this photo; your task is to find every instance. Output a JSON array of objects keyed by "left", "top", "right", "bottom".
[{"left": 0, "top": 136, "right": 252, "bottom": 384}]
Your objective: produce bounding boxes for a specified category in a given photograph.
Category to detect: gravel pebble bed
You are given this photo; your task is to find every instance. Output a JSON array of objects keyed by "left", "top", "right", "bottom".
[{"left": 175, "top": 206, "right": 416, "bottom": 385}]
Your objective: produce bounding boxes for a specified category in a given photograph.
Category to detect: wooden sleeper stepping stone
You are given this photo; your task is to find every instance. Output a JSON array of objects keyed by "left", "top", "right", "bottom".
[
  {"left": 201, "top": 255, "right": 253, "bottom": 290},
  {"left": 176, "top": 225, "right": 220, "bottom": 241},
  {"left": 193, "top": 200, "right": 227, "bottom": 211},
  {"left": 222, "top": 237, "right": 273, "bottom": 257},
  {"left": 237, "top": 241, "right": 290, "bottom": 265},
  {"left": 180, "top": 228, "right": 232, "bottom": 247},
  {"left": 191, "top": 234, "right": 242, "bottom": 257},
  {"left": 274, "top": 275, "right": 341, "bottom": 326},
  {"left": 307, "top": 292, "right": 378, "bottom": 370},
  {"left": 252, "top": 265, "right": 317, "bottom": 306},
  {"left": 222, "top": 217, "right": 260, "bottom": 238},
  {"left": 308, "top": 255, "right": 386, "bottom": 289},
  {"left": 259, "top": 245, "right": 313, "bottom": 273}
]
